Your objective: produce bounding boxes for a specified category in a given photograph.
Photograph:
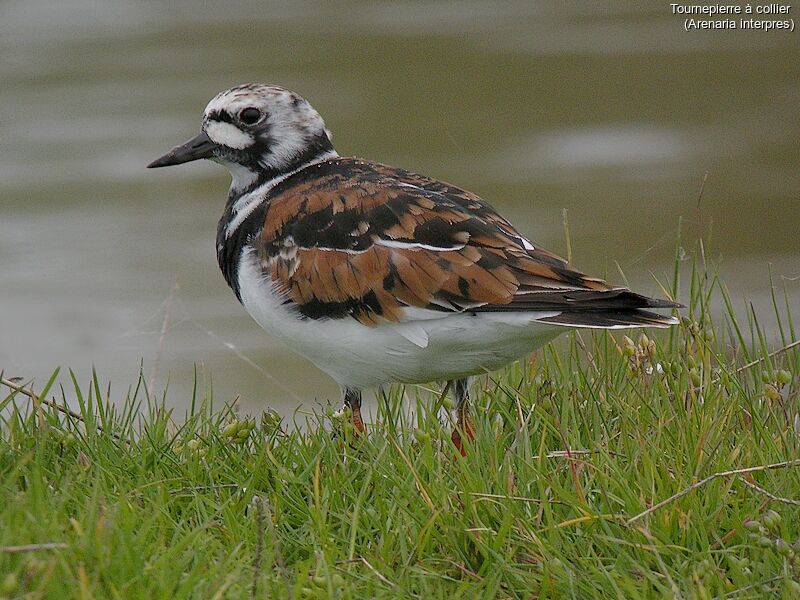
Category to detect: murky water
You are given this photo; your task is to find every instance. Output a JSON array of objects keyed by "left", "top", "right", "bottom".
[{"left": 2, "top": 1, "right": 798, "bottom": 417}]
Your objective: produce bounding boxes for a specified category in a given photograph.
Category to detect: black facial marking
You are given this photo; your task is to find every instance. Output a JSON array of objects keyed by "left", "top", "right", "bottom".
[{"left": 207, "top": 110, "right": 235, "bottom": 124}]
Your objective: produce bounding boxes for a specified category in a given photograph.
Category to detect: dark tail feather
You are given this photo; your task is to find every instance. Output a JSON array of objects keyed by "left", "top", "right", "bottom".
[
  {"left": 475, "top": 288, "right": 682, "bottom": 312},
  {"left": 539, "top": 309, "right": 679, "bottom": 329},
  {"left": 470, "top": 285, "right": 682, "bottom": 329}
]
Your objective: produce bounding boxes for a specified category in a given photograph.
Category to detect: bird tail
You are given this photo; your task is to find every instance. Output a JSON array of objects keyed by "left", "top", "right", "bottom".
[
  {"left": 536, "top": 289, "right": 681, "bottom": 329},
  {"left": 538, "top": 308, "right": 678, "bottom": 329}
]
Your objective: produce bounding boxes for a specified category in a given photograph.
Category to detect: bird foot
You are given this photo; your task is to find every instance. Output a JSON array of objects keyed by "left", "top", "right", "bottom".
[
  {"left": 351, "top": 407, "right": 365, "bottom": 436},
  {"left": 451, "top": 416, "right": 475, "bottom": 457},
  {"left": 333, "top": 405, "right": 365, "bottom": 438}
]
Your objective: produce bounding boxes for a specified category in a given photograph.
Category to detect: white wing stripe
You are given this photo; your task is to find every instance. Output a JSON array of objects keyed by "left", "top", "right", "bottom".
[{"left": 376, "top": 239, "right": 466, "bottom": 251}]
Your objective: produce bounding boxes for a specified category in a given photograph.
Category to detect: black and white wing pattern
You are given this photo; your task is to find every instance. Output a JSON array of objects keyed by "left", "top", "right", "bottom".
[{"left": 254, "top": 158, "right": 680, "bottom": 328}]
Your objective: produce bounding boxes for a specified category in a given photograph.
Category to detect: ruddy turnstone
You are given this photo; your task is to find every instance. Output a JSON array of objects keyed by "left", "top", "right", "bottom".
[{"left": 148, "top": 84, "right": 680, "bottom": 452}]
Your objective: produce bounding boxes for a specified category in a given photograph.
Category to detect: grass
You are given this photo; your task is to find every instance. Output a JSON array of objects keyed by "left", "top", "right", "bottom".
[{"left": 1, "top": 245, "right": 799, "bottom": 599}]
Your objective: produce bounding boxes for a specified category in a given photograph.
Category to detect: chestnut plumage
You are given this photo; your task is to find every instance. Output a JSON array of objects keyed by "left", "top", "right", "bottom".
[{"left": 254, "top": 158, "right": 679, "bottom": 328}]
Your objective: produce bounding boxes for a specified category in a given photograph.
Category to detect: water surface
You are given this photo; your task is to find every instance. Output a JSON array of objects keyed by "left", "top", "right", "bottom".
[{"left": 2, "top": 1, "right": 798, "bottom": 417}]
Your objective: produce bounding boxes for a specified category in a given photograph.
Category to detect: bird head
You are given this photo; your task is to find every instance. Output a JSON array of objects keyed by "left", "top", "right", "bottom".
[{"left": 148, "top": 84, "right": 336, "bottom": 189}]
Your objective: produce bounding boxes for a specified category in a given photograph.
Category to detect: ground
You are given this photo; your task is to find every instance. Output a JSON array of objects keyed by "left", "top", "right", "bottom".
[{"left": 1, "top": 256, "right": 799, "bottom": 599}]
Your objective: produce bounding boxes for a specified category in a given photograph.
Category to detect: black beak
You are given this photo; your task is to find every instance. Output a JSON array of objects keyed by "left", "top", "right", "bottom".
[{"left": 147, "top": 131, "right": 218, "bottom": 168}]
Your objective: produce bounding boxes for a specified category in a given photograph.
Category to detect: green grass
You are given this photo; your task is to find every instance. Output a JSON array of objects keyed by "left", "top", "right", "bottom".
[{"left": 2, "top": 248, "right": 799, "bottom": 599}]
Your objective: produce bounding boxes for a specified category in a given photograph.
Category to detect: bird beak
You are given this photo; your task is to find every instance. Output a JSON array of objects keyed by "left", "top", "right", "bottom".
[{"left": 147, "top": 131, "right": 218, "bottom": 168}]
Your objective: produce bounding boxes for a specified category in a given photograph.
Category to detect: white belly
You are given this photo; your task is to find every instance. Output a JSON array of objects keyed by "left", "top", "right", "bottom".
[{"left": 237, "top": 249, "right": 566, "bottom": 390}]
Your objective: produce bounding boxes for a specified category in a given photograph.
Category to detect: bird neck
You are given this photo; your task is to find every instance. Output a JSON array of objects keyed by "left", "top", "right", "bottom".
[
  {"left": 216, "top": 136, "right": 339, "bottom": 300},
  {"left": 243, "top": 133, "right": 338, "bottom": 195}
]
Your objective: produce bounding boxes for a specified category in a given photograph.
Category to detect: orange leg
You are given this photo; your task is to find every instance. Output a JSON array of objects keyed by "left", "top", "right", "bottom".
[
  {"left": 451, "top": 411, "right": 475, "bottom": 456},
  {"left": 450, "top": 378, "right": 474, "bottom": 456},
  {"left": 343, "top": 388, "right": 365, "bottom": 435},
  {"left": 351, "top": 402, "right": 365, "bottom": 435}
]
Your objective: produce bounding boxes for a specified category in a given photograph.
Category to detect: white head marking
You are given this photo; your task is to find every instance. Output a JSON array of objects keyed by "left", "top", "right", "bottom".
[
  {"left": 202, "top": 84, "right": 335, "bottom": 172},
  {"left": 205, "top": 121, "right": 254, "bottom": 149},
  {"left": 197, "top": 84, "right": 340, "bottom": 234}
]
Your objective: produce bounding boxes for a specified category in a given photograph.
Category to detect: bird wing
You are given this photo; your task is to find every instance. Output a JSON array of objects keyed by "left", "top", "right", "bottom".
[{"left": 255, "top": 158, "right": 679, "bottom": 327}]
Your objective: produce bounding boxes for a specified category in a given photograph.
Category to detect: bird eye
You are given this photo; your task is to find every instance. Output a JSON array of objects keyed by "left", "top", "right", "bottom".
[{"left": 239, "top": 107, "right": 261, "bottom": 125}]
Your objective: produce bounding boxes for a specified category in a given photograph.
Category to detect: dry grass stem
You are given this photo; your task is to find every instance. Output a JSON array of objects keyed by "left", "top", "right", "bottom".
[
  {"left": 626, "top": 459, "right": 800, "bottom": 525},
  {"left": 336, "top": 557, "right": 398, "bottom": 590},
  {"left": 251, "top": 496, "right": 265, "bottom": 599},
  {"left": 149, "top": 281, "right": 180, "bottom": 394},
  {"left": 738, "top": 477, "right": 800, "bottom": 506},
  {"left": 2, "top": 542, "right": 68, "bottom": 553},
  {"left": 1, "top": 376, "right": 124, "bottom": 442},
  {"left": 734, "top": 338, "right": 800, "bottom": 374}
]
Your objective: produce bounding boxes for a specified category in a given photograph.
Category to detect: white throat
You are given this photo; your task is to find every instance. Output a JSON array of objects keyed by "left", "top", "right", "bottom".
[{"left": 226, "top": 162, "right": 260, "bottom": 192}]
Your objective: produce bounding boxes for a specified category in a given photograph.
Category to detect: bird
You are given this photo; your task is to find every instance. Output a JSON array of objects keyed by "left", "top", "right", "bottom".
[{"left": 148, "top": 83, "right": 680, "bottom": 453}]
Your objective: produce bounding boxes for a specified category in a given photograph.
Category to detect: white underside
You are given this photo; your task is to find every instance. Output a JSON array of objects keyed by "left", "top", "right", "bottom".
[{"left": 237, "top": 249, "right": 566, "bottom": 390}]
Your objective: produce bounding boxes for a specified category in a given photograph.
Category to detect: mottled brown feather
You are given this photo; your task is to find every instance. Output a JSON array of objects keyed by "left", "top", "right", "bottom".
[{"left": 255, "top": 158, "right": 676, "bottom": 325}]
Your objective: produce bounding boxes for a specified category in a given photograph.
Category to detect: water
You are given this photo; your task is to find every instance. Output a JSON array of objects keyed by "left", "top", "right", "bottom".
[{"left": 2, "top": 1, "right": 798, "bottom": 418}]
